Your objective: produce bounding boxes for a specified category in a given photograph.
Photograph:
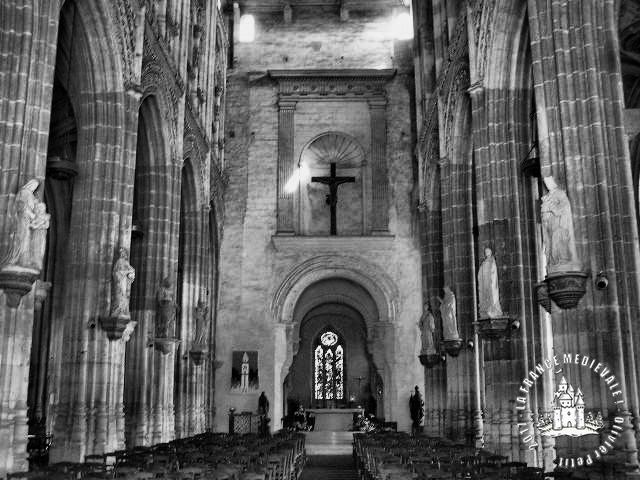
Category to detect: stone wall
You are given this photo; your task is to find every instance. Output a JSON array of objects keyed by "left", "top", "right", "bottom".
[{"left": 217, "top": 8, "right": 422, "bottom": 432}]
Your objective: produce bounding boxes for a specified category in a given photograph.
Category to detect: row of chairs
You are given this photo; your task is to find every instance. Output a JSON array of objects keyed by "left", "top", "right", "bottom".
[
  {"left": 7, "top": 431, "right": 306, "bottom": 480},
  {"left": 353, "top": 432, "right": 574, "bottom": 480}
]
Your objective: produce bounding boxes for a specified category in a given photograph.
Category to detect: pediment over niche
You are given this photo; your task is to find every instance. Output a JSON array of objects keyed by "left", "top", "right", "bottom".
[{"left": 269, "top": 69, "right": 396, "bottom": 100}]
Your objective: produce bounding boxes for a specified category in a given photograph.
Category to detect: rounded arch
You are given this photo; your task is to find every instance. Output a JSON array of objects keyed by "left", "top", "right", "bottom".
[
  {"left": 271, "top": 255, "right": 399, "bottom": 331},
  {"left": 271, "top": 255, "right": 399, "bottom": 423},
  {"left": 299, "top": 131, "right": 366, "bottom": 168}
]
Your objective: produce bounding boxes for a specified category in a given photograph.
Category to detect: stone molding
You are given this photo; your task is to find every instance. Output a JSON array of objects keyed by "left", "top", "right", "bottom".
[
  {"left": 270, "top": 254, "right": 399, "bottom": 328},
  {"left": 269, "top": 69, "right": 396, "bottom": 101},
  {"left": 271, "top": 234, "right": 395, "bottom": 253}
]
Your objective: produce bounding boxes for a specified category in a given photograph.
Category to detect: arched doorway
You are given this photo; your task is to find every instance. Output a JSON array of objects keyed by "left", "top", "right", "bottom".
[
  {"left": 284, "top": 298, "right": 380, "bottom": 417},
  {"left": 273, "top": 261, "right": 399, "bottom": 430}
]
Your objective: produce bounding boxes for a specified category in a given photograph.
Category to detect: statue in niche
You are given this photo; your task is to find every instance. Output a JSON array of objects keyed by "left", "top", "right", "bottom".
[
  {"left": 439, "top": 286, "right": 461, "bottom": 341},
  {"left": 194, "top": 292, "right": 209, "bottom": 345},
  {"left": 477, "top": 247, "right": 504, "bottom": 319},
  {"left": 29, "top": 202, "right": 50, "bottom": 270},
  {"left": 541, "top": 176, "right": 580, "bottom": 273},
  {"left": 156, "top": 276, "right": 176, "bottom": 338},
  {"left": 110, "top": 248, "right": 135, "bottom": 318},
  {"left": 1, "top": 179, "right": 41, "bottom": 269},
  {"left": 418, "top": 301, "right": 437, "bottom": 355}
]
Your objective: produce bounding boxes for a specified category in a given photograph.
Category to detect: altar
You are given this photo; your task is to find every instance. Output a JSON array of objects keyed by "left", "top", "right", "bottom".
[{"left": 306, "top": 408, "right": 364, "bottom": 431}]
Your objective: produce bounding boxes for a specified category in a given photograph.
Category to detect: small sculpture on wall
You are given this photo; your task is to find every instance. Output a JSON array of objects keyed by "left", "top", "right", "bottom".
[
  {"left": 100, "top": 247, "right": 136, "bottom": 340},
  {"left": 541, "top": 176, "right": 580, "bottom": 273},
  {"left": 29, "top": 202, "right": 50, "bottom": 271},
  {"left": 439, "top": 286, "right": 460, "bottom": 341},
  {"left": 1, "top": 179, "right": 50, "bottom": 270},
  {"left": 418, "top": 301, "right": 437, "bottom": 356},
  {"left": 1, "top": 179, "right": 41, "bottom": 268},
  {"left": 477, "top": 247, "right": 503, "bottom": 319},
  {"left": 156, "top": 276, "right": 177, "bottom": 339},
  {"left": 439, "top": 286, "right": 464, "bottom": 357},
  {"left": 193, "top": 292, "right": 210, "bottom": 345},
  {"left": 540, "top": 176, "right": 587, "bottom": 310},
  {"left": 110, "top": 248, "right": 135, "bottom": 318},
  {"left": 0, "top": 179, "right": 51, "bottom": 308}
]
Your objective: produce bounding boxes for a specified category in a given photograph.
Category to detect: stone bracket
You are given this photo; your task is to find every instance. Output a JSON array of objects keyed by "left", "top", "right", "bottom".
[{"left": 0, "top": 265, "right": 40, "bottom": 309}]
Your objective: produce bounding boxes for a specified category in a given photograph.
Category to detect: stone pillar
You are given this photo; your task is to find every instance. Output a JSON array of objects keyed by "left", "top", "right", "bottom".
[
  {"left": 369, "top": 99, "right": 389, "bottom": 233},
  {"left": 528, "top": 0, "right": 640, "bottom": 468},
  {"left": 0, "top": 2, "right": 60, "bottom": 476},
  {"left": 47, "top": 87, "right": 141, "bottom": 463},
  {"left": 276, "top": 100, "right": 297, "bottom": 234}
]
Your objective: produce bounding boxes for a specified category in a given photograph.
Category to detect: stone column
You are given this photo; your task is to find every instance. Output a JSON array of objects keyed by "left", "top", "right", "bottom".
[
  {"left": 0, "top": 2, "right": 60, "bottom": 476},
  {"left": 528, "top": 0, "right": 640, "bottom": 469},
  {"left": 276, "top": 100, "right": 297, "bottom": 234},
  {"left": 47, "top": 87, "right": 141, "bottom": 462},
  {"left": 369, "top": 99, "right": 389, "bottom": 233}
]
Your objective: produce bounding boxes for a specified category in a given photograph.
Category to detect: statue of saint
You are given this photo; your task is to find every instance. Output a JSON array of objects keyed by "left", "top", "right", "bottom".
[
  {"left": 194, "top": 294, "right": 209, "bottom": 345},
  {"left": 258, "top": 391, "right": 270, "bottom": 415},
  {"left": 477, "top": 247, "right": 503, "bottom": 319},
  {"left": 409, "top": 385, "right": 424, "bottom": 435},
  {"left": 110, "top": 248, "right": 135, "bottom": 318},
  {"left": 541, "top": 177, "right": 580, "bottom": 273},
  {"left": 156, "top": 276, "right": 176, "bottom": 338},
  {"left": 439, "top": 286, "right": 461, "bottom": 341},
  {"left": 1, "top": 179, "right": 40, "bottom": 268},
  {"left": 29, "top": 201, "right": 50, "bottom": 270},
  {"left": 418, "top": 301, "right": 437, "bottom": 355}
]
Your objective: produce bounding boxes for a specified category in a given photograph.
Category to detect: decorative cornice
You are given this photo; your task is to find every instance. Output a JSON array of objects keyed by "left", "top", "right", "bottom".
[
  {"left": 271, "top": 234, "right": 395, "bottom": 253},
  {"left": 269, "top": 69, "right": 396, "bottom": 101}
]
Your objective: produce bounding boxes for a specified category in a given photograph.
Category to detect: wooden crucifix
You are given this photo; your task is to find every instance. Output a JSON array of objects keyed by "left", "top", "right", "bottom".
[{"left": 311, "top": 162, "right": 355, "bottom": 236}]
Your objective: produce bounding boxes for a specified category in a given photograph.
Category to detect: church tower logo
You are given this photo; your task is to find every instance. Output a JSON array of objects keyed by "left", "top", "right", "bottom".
[{"left": 536, "top": 376, "right": 603, "bottom": 437}]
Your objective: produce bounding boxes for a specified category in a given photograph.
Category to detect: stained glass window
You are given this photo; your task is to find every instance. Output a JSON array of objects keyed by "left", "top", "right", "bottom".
[{"left": 314, "top": 330, "right": 344, "bottom": 402}]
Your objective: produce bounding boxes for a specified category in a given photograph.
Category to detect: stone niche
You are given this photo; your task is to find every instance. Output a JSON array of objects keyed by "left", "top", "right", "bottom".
[{"left": 270, "top": 69, "right": 396, "bottom": 236}]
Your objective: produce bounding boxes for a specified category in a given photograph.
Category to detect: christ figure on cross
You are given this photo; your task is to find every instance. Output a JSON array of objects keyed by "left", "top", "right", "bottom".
[{"left": 311, "top": 162, "right": 355, "bottom": 236}]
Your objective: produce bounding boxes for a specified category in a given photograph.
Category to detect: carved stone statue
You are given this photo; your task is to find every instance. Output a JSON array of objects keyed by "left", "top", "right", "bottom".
[
  {"left": 29, "top": 201, "right": 50, "bottom": 270},
  {"left": 477, "top": 247, "right": 503, "bottom": 319},
  {"left": 439, "top": 286, "right": 461, "bottom": 341},
  {"left": 194, "top": 293, "right": 209, "bottom": 345},
  {"left": 418, "top": 301, "right": 437, "bottom": 355},
  {"left": 110, "top": 248, "right": 135, "bottom": 318},
  {"left": 156, "top": 276, "right": 176, "bottom": 338},
  {"left": 541, "top": 177, "right": 580, "bottom": 273},
  {"left": 1, "top": 179, "right": 40, "bottom": 268}
]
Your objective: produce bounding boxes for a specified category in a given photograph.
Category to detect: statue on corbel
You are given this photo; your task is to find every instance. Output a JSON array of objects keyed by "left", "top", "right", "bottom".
[
  {"left": 418, "top": 300, "right": 441, "bottom": 368},
  {"left": 154, "top": 275, "right": 180, "bottom": 354},
  {"left": 475, "top": 247, "right": 517, "bottom": 339},
  {"left": 0, "top": 179, "right": 50, "bottom": 308},
  {"left": 100, "top": 247, "right": 137, "bottom": 340},
  {"left": 439, "top": 286, "right": 464, "bottom": 357},
  {"left": 537, "top": 176, "right": 587, "bottom": 310},
  {"left": 189, "top": 289, "right": 210, "bottom": 366}
]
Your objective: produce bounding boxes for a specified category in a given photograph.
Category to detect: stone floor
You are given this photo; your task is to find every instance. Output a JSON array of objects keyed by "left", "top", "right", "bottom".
[
  {"left": 303, "top": 431, "right": 354, "bottom": 455},
  {"left": 299, "top": 431, "right": 358, "bottom": 479}
]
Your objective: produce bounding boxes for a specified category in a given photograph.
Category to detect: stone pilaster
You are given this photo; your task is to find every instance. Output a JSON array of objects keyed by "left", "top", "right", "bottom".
[
  {"left": 276, "top": 100, "right": 297, "bottom": 234},
  {"left": 528, "top": 0, "right": 640, "bottom": 467},
  {"left": 369, "top": 99, "right": 389, "bottom": 233},
  {"left": 0, "top": 2, "right": 60, "bottom": 476}
]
